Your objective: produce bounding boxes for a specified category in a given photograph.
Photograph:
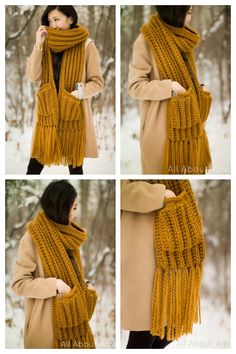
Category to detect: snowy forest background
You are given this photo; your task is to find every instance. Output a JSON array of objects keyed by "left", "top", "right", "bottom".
[
  {"left": 121, "top": 179, "right": 231, "bottom": 349},
  {"left": 121, "top": 5, "right": 231, "bottom": 174},
  {"left": 5, "top": 180, "right": 115, "bottom": 349},
  {"left": 5, "top": 5, "right": 115, "bottom": 174}
]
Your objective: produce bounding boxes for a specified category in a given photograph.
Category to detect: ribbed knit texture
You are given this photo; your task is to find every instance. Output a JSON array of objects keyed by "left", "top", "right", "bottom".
[
  {"left": 28, "top": 212, "right": 97, "bottom": 349},
  {"left": 149, "top": 180, "right": 206, "bottom": 340},
  {"left": 31, "top": 25, "right": 89, "bottom": 168},
  {"left": 141, "top": 15, "right": 212, "bottom": 174}
]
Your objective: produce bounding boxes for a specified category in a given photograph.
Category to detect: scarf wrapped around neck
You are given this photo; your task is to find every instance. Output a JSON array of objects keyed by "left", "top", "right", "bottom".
[
  {"left": 31, "top": 25, "right": 89, "bottom": 168},
  {"left": 28, "top": 211, "right": 97, "bottom": 348},
  {"left": 147, "top": 180, "right": 206, "bottom": 340},
  {"left": 141, "top": 15, "right": 212, "bottom": 174}
]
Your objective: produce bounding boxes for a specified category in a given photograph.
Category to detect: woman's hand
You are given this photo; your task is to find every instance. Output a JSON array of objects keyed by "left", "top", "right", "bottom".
[
  {"left": 70, "top": 90, "right": 78, "bottom": 98},
  {"left": 171, "top": 81, "right": 186, "bottom": 94},
  {"left": 87, "top": 283, "right": 96, "bottom": 291},
  {"left": 35, "top": 26, "right": 48, "bottom": 48},
  {"left": 56, "top": 279, "right": 71, "bottom": 294},
  {"left": 165, "top": 189, "right": 176, "bottom": 199},
  {"left": 200, "top": 84, "right": 209, "bottom": 92}
]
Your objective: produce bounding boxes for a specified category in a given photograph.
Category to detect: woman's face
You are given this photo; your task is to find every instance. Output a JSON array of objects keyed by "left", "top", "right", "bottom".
[
  {"left": 69, "top": 199, "right": 78, "bottom": 224},
  {"left": 48, "top": 9, "right": 73, "bottom": 30},
  {"left": 184, "top": 6, "right": 193, "bottom": 26}
]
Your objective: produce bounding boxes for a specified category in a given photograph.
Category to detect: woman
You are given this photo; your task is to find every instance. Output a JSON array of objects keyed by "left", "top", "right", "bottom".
[
  {"left": 26, "top": 6, "right": 104, "bottom": 174},
  {"left": 128, "top": 6, "right": 212, "bottom": 174},
  {"left": 11, "top": 180, "right": 97, "bottom": 348},
  {"left": 121, "top": 180, "right": 206, "bottom": 348}
]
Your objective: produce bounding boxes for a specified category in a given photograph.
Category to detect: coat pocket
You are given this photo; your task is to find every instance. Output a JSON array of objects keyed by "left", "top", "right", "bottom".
[
  {"left": 85, "top": 287, "right": 97, "bottom": 320},
  {"left": 155, "top": 190, "right": 205, "bottom": 269},
  {"left": 60, "top": 89, "right": 83, "bottom": 122}
]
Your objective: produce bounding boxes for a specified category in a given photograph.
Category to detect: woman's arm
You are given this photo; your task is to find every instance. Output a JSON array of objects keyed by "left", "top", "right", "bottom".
[
  {"left": 121, "top": 180, "right": 166, "bottom": 213},
  {"left": 11, "top": 233, "right": 57, "bottom": 299},
  {"left": 25, "top": 26, "right": 48, "bottom": 83},
  {"left": 128, "top": 34, "right": 172, "bottom": 101},
  {"left": 83, "top": 41, "right": 104, "bottom": 99},
  {"left": 25, "top": 45, "right": 43, "bottom": 83}
]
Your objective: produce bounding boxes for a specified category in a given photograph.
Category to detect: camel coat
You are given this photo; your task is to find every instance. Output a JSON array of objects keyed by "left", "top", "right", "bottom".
[
  {"left": 11, "top": 232, "right": 56, "bottom": 348},
  {"left": 26, "top": 38, "right": 104, "bottom": 158},
  {"left": 121, "top": 180, "right": 166, "bottom": 331},
  {"left": 128, "top": 33, "right": 172, "bottom": 174}
]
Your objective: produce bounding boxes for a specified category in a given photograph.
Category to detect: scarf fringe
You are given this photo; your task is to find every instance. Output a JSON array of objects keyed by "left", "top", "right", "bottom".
[
  {"left": 151, "top": 265, "right": 203, "bottom": 341},
  {"left": 163, "top": 134, "right": 211, "bottom": 174},
  {"left": 31, "top": 123, "right": 85, "bottom": 167},
  {"left": 31, "top": 123, "right": 61, "bottom": 165}
]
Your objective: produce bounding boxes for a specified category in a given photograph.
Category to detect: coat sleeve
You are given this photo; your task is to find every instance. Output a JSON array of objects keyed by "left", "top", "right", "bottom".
[
  {"left": 83, "top": 41, "right": 104, "bottom": 99},
  {"left": 121, "top": 180, "right": 166, "bottom": 213},
  {"left": 128, "top": 34, "right": 172, "bottom": 101},
  {"left": 25, "top": 45, "right": 43, "bottom": 83},
  {"left": 11, "top": 233, "right": 57, "bottom": 299}
]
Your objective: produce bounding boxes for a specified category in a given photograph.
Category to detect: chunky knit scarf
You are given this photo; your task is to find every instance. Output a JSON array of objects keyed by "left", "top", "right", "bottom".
[
  {"left": 28, "top": 212, "right": 97, "bottom": 348},
  {"left": 141, "top": 15, "right": 212, "bottom": 174},
  {"left": 31, "top": 25, "right": 89, "bottom": 168},
  {"left": 148, "top": 180, "right": 205, "bottom": 340}
]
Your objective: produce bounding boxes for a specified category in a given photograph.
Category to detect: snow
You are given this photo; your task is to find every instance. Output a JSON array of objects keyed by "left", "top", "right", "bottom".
[
  {"left": 5, "top": 125, "right": 115, "bottom": 175},
  {"left": 121, "top": 106, "right": 141, "bottom": 174},
  {"left": 19, "top": 6, "right": 35, "bottom": 15}
]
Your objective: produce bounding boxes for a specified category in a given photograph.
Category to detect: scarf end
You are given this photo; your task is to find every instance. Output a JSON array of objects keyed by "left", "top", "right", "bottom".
[
  {"left": 151, "top": 265, "right": 203, "bottom": 341},
  {"left": 162, "top": 134, "right": 211, "bottom": 174},
  {"left": 31, "top": 123, "right": 85, "bottom": 168}
]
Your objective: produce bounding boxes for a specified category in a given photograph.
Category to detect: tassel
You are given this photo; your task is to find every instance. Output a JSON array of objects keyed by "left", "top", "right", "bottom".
[{"left": 151, "top": 267, "right": 203, "bottom": 341}]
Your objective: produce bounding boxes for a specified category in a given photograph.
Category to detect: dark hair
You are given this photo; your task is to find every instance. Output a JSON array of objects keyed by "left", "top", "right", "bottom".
[
  {"left": 40, "top": 180, "right": 77, "bottom": 225},
  {"left": 41, "top": 6, "right": 78, "bottom": 29},
  {"left": 156, "top": 6, "right": 191, "bottom": 28}
]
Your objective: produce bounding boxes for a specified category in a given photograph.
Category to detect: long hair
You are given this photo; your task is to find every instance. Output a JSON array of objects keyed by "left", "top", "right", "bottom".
[
  {"left": 156, "top": 6, "right": 191, "bottom": 28},
  {"left": 40, "top": 180, "right": 77, "bottom": 225}
]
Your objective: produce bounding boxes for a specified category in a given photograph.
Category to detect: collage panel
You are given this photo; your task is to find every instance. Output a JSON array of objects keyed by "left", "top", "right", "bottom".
[
  {"left": 5, "top": 5, "right": 115, "bottom": 175},
  {"left": 121, "top": 5, "right": 231, "bottom": 175},
  {"left": 5, "top": 179, "right": 115, "bottom": 349},
  {"left": 121, "top": 179, "right": 231, "bottom": 348}
]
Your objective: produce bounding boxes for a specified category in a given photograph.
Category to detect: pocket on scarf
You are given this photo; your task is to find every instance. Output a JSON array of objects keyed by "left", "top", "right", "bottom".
[
  {"left": 167, "top": 86, "right": 202, "bottom": 141},
  {"left": 85, "top": 287, "right": 97, "bottom": 320},
  {"left": 199, "top": 90, "right": 212, "bottom": 123},
  {"left": 36, "top": 83, "right": 54, "bottom": 123},
  {"left": 60, "top": 89, "right": 83, "bottom": 122},
  {"left": 155, "top": 190, "right": 205, "bottom": 269},
  {"left": 54, "top": 286, "right": 88, "bottom": 329}
]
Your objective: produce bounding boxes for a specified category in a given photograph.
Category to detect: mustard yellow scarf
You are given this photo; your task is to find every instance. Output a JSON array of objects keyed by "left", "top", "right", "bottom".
[
  {"left": 149, "top": 180, "right": 206, "bottom": 340},
  {"left": 31, "top": 25, "right": 88, "bottom": 168},
  {"left": 141, "top": 15, "right": 212, "bottom": 174},
  {"left": 28, "top": 212, "right": 97, "bottom": 348}
]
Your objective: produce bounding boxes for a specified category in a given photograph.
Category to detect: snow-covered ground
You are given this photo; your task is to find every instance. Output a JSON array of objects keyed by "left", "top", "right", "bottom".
[
  {"left": 5, "top": 125, "right": 115, "bottom": 175},
  {"left": 121, "top": 104, "right": 231, "bottom": 175}
]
